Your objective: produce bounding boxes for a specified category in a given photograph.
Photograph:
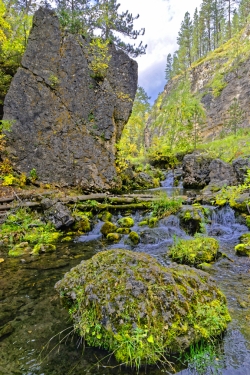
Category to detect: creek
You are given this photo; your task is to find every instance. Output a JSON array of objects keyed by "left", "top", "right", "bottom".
[{"left": 0, "top": 173, "right": 250, "bottom": 375}]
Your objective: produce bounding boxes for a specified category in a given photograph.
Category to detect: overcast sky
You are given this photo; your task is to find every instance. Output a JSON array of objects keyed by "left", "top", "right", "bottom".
[{"left": 119, "top": 0, "right": 203, "bottom": 103}]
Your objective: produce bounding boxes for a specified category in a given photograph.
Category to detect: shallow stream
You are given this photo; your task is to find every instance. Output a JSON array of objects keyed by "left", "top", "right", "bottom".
[{"left": 0, "top": 176, "right": 250, "bottom": 375}]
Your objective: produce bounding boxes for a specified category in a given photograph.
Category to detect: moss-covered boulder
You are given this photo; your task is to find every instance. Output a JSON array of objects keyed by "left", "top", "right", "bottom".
[
  {"left": 55, "top": 249, "right": 230, "bottom": 368},
  {"left": 169, "top": 237, "right": 219, "bottom": 266},
  {"left": 100, "top": 221, "right": 117, "bottom": 237},
  {"left": 106, "top": 233, "right": 121, "bottom": 243},
  {"left": 117, "top": 217, "right": 134, "bottom": 228},
  {"left": 8, "top": 242, "right": 31, "bottom": 257},
  {"left": 117, "top": 228, "right": 131, "bottom": 234},
  {"left": 179, "top": 205, "right": 205, "bottom": 235},
  {"left": 99, "top": 211, "right": 112, "bottom": 222},
  {"left": 235, "top": 233, "right": 250, "bottom": 256},
  {"left": 128, "top": 231, "right": 140, "bottom": 245}
]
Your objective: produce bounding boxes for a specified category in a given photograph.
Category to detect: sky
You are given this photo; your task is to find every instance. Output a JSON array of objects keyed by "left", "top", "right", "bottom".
[{"left": 119, "top": 0, "right": 203, "bottom": 104}]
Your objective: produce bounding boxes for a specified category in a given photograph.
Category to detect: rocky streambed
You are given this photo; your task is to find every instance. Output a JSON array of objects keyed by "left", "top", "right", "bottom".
[{"left": 0, "top": 176, "right": 250, "bottom": 375}]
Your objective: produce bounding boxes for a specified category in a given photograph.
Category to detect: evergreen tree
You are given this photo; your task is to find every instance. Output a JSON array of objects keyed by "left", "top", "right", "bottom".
[
  {"left": 238, "top": 0, "right": 250, "bottom": 27},
  {"left": 192, "top": 8, "right": 200, "bottom": 61},
  {"left": 165, "top": 53, "right": 173, "bottom": 81},
  {"left": 224, "top": 0, "right": 239, "bottom": 38},
  {"left": 177, "top": 12, "right": 193, "bottom": 69},
  {"left": 200, "top": 0, "right": 214, "bottom": 52},
  {"left": 56, "top": 0, "right": 147, "bottom": 57}
]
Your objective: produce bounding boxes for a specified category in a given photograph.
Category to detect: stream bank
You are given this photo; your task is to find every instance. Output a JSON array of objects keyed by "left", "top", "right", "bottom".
[{"left": 0, "top": 173, "right": 250, "bottom": 375}]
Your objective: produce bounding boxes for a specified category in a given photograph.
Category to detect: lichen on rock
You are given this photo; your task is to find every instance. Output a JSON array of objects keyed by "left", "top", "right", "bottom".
[{"left": 55, "top": 249, "right": 231, "bottom": 368}]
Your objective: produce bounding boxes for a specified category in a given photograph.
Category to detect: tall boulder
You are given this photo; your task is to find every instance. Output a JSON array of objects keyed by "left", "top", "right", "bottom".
[{"left": 3, "top": 7, "right": 137, "bottom": 191}]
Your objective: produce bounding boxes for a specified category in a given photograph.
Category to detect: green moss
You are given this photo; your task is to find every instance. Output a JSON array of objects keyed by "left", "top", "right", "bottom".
[
  {"left": 117, "top": 228, "right": 131, "bottom": 234},
  {"left": 31, "top": 243, "right": 56, "bottom": 255},
  {"left": 8, "top": 243, "right": 31, "bottom": 257},
  {"left": 138, "top": 220, "right": 148, "bottom": 226},
  {"left": 100, "top": 221, "right": 117, "bottom": 237},
  {"left": 56, "top": 250, "right": 230, "bottom": 369},
  {"left": 99, "top": 211, "right": 112, "bottom": 222},
  {"left": 169, "top": 237, "right": 219, "bottom": 266},
  {"left": 235, "top": 243, "right": 250, "bottom": 256},
  {"left": 128, "top": 231, "right": 140, "bottom": 245},
  {"left": 117, "top": 217, "right": 134, "bottom": 228},
  {"left": 148, "top": 217, "right": 158, "bottom": 228},
  {"left": 246, "top": 216, "right": 250, "bottom": 229},
  {"left": 106, "top": 233, "right": 121, "bottom": 243}
]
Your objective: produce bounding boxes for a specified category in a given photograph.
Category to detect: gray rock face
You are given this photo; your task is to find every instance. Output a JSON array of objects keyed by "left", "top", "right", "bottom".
[
  {"left": 41, "top": 198, "right": 75, "bottom": 229},
  {"left": 232, "top": 157, "right": 250, "bottom": 184},
  {"left": 182, "top": 152, "right": 249, "bottom": 189},
  {"left": 183, "top": 152, "right": 212, "bottom": 188},
  {"left": 3, "top": 7, "right": 137, "bottom": 191}
]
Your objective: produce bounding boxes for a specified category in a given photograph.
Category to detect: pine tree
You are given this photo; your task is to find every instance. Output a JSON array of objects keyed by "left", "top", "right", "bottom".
[
  {"left": 165, "top": 53, "right": 173, "bottom": 81},
  {"left": 200, "top": 0, "right": 214, "bottom": 52},
  {"left": 238, "top": 0, "right": 250, "bottom": 27},
  {"left": 224, "top": 0, "right": 239, "bottom": 38},
  {"left": 177, "top": 12, "right": 193, "bottom": 69},
  {"left": 56, "top": 0, "right": 147, "bottom": 57},
  {"left": 192, "top": 8, "right": 200, "bottom": 61}
]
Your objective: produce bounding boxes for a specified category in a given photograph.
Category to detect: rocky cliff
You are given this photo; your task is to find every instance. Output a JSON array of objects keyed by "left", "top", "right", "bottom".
[
  {"left": 3, "top": 7, "right": 137, "bottom": 191},
  {"left": 148, "top": 24, "right": 250, "bottom": 141}
]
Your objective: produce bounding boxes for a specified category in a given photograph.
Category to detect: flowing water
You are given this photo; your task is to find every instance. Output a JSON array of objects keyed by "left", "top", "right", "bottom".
[{"left": 0, "top": 174, "right": 250, "bottom": 375}]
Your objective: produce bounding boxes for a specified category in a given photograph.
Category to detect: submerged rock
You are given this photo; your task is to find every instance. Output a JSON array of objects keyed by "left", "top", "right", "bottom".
[
  {"left": 55, "top": 249, "right": 231, "bottom": 367},
  {"left": 3, "top": 7, "right": 137, "bottom": 191},
  {"left": 41, "top": 198, "right": 74, "bottom": 229}
]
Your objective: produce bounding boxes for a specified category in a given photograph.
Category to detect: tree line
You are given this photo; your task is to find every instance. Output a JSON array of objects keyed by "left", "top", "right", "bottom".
[{"left": 165, "top": 0, "right": 250, "bottom": 80}]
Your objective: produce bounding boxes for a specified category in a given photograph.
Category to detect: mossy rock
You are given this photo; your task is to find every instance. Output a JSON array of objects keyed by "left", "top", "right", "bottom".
[
  {"left": 148, "top": 217, "right": 158, "bottom": 228},
  {"left": 240, "top": 233, "right": 250, "bottom": 243},
  {"left": 117, "top": 228, "right": 131, "bottom": 235},
  {"left": 179, "top": 206, "right": 204, "bottom": 235},
  {"left": 169, "top": 237, "right": 219, "bottom": 266},
  {"left": 106, "top": 233, "right": 121, "bottom": 243},
  {"left": 117, "top": 217, "right": 134, "bottom": 228},
  {"left": 128, "top": 231, "right": 140, "bottom": 245},
  {"left": 246, "top": 216, "right": 250, "bottom": 229},
  {"left": 138, "top": 220, "right": 148, "bottom": 227},
  {"left": 99, "top": 211, "right": 112, "bottom": 222},
  {"left": 100, "top": 221, "right": 117, "bottom": 237},
  {"left": 235, "top": 243, "right": 250, "bottom": 256},
  {"left": 55, "top": 249, "right": 231, "bottom": 368},
  {"left": 8, "top": 242, "right": 31, "bottom": 257},
  {"left": 73, "top": 216, "right": 91, "bottom": 233},
  {"left": 31, "top": 243, "right": 56, "bottom": 255}
]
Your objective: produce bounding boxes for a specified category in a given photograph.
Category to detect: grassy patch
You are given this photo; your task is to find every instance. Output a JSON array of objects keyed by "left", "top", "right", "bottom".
[{"left": 169, "top": 237, "right": 219, "bottom": 266}]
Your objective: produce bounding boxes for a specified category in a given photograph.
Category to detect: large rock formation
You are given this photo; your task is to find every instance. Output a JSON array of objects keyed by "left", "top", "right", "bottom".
[{"left": 3, "top": 7, "right": 137, "bottom": 191}]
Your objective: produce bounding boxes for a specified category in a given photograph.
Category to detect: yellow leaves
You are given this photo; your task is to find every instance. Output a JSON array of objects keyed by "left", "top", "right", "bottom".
[
  {"left": 0, "top": 0, "right": 10, "bottom": 44},
  {"left": 89, "top": 38, "right": 111, "bottom": 79},
  {"left": 147, "top": 334, "right": 154, "bottom": 344}
]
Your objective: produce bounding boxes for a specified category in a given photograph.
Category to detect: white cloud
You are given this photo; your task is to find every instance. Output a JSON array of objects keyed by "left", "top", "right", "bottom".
[{"left": 119, "top": 0, "right": 203, "bottom": 102}]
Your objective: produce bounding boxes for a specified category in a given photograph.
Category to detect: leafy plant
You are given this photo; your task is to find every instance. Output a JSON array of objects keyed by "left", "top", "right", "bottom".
[
  {"left": 29, "top": 168, "right": 38, "bottom": 182},
  {"left": 151, "top": 192, "right": 183, "bottom": 218},
  {"left": 88, "top": 38, "right": 111, "bottom": 80}
]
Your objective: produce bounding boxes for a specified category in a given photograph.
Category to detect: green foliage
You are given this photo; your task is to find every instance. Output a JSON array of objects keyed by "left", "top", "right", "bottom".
[
  {"left": 225, "top": 97, "right": 245, "bottom": 135},
  {"left": 215, "top": 170, "right": 250, "bottom": 211},
  {"left": 197, "top": 130, "right": 250, "bottom": 162},
  {"left": 56, "top": 249, "right": 231, "bottom": 369},
  {"left": 150, "top": 192, "right": 183, "bottom": 218},
  {"left": 210, "top": 71, "right": 227, "bottom": 97},
  {"left": 88, "top": 38, "right": 111, "bottom": 79},
  {"left": 29, "top": 168, "right": 38, "bottom": 182},
  {"left": 182, "top": 340, "right": 223, "bottom": 375},
  {"left": 148, "top": 79, "right": 205, "bottom": 156},
  {"left": 117, "top": 86, "right": 151, "bottom": 162},
  {"left": 169, "top": 237, "right": 219, "bottom": 266},
  {"left": 48, "top": 74, "right": 59, "bottom": 87},
  {"left": 56, "top": 0, "right": 146, "bottom": 57}
]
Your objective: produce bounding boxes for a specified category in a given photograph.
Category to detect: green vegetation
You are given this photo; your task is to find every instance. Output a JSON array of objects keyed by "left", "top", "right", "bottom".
[
  {"left": 128, "top": 231, "right": 140, "bottom": 245},
  {"left": 88, "top": 38, "right": 111, "bottom": 80},
  {"left": 117, "top": 217, "right": 134, "bottom": 228},
  {"left": 235, "top": 232, "right": 250, "bottom": 256},
  {"left": 215, "top": 169, "right": 250, "bottom": 210},
  {"left": 0, "top": 208, "right": 61, "bottom": 256},
  {"left": 198, "top": 130, "right": 250, "bottom": 162},
  {"left": 169, "top": 237, "right": 219, "bottom": 266},
  {"left": 150, "top": 192, "right": 183, "bottom": 218},
  {"left": 182, "top": 340, "right": 223, "bottom": 375},
  {"left": 56, "top": 249, "right": 231, "bottom": 369},
  {"left": 56, "top": 0, "right": 146, "bottom": 57}
]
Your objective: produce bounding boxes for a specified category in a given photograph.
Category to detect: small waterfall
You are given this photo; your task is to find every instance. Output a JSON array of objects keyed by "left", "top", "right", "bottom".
[
  {"left": 211, "top": 205, "right": 236, "bottom": 226},
  {"left": 207, "top": 205, "right": 248, "bottom": 241},
  {"left": 161, "top": 171, "right": 174, "bottom": 187}
]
